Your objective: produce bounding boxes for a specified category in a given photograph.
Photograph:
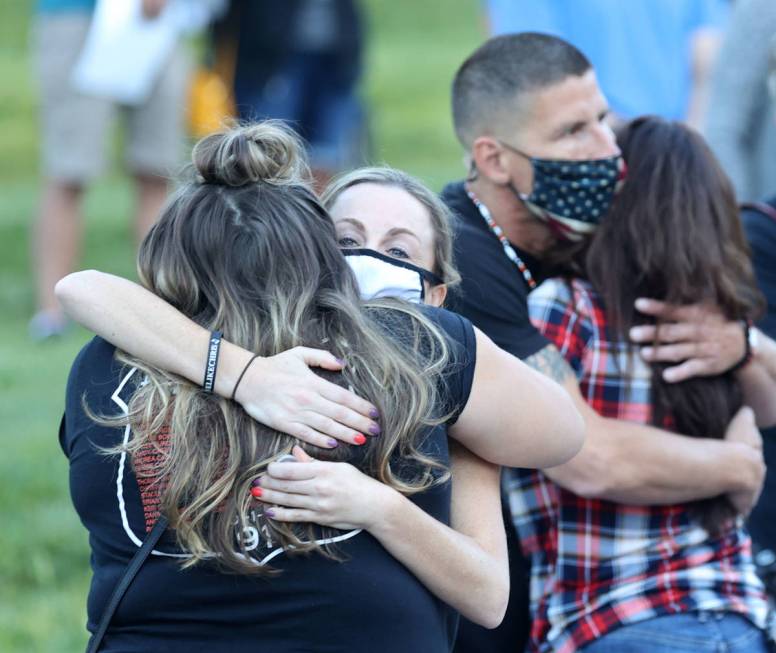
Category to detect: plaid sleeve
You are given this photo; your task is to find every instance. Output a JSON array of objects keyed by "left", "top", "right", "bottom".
[{"left": 527, "top": 278, "right": 593, "bottom": 378}]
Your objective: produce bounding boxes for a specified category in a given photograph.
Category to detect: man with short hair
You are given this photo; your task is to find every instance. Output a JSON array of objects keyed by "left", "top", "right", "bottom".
[{"left": 444, "top": 33, "right": 774, "bottom": 652}]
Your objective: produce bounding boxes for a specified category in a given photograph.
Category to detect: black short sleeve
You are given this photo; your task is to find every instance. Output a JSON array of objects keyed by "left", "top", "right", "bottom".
[
  {"left": 61, "top": 336, "right": 124, "bottom": 458},
  {"left": 419, "top": 305, "right": 477, "bottom": 426},
  {"left": 442, "top": 182, "right": 549, "bottom": 361}
]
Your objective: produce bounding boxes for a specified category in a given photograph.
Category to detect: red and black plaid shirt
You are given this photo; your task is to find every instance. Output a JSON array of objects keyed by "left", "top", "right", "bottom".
[{"left": 507, "top": 277, "right": 767, "bottom": 652}]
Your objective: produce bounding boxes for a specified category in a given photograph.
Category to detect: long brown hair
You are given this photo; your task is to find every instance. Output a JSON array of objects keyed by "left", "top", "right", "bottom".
[
  {"left": 584, "top": 117, "right": 762, "bottom": 533},
  {"left": 101, "top": 122, "right": 451, "bottom": 573}
]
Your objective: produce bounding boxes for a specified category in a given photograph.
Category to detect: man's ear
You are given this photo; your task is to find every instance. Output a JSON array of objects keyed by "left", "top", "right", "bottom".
[
  {"left": 471, "top": 136, "right": 511, "bottom": 185},
  {"left": 471, "top": 135, "right": 534, "bottom": 194}
]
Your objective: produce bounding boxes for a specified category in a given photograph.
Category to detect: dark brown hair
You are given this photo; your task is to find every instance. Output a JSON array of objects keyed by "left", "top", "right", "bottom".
[{"left": 583, "top": 117, "right": 762, "bottom": 533}]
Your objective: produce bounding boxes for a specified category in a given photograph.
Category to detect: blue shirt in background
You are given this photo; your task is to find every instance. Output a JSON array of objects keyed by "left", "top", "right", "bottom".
[
  {"left": 486, "top": 0, "right": 728, "bottom": 120},
  {"left": 38, "top": 0, "right": 96, "bottom": 14}
]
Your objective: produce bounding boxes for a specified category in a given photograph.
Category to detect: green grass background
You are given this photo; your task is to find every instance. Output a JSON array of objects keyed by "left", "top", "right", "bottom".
[{"left": 0, "top": 1, "right": 482, "bottom": 650}]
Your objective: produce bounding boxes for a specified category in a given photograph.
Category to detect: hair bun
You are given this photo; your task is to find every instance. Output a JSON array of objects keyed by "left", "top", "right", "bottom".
[{"left": 192, "top": 120, "right": 311, "bottom": 187}]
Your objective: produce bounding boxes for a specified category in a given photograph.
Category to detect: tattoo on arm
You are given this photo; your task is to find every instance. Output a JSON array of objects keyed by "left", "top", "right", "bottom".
[{"left": 525, "top": 345, "right": 574, "bottom": 383}]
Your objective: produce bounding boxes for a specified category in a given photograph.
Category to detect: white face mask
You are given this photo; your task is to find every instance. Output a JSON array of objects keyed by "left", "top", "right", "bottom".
[{"left": 343, "top": 248, "right": 443, "bottom": 304}]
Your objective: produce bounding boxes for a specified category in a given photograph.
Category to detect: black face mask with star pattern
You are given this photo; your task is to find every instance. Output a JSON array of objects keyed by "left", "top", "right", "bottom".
[{"left": 502, "top": 143, "right": 626, "bottom": 242}]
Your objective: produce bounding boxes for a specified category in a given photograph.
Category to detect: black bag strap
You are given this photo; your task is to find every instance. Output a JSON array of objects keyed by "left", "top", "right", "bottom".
[
  {"left": 86, "top": 516, "right": 169, "bottom": 653},
  {"left": 742, "top": 201, "right": 776, "bottom": 224}
]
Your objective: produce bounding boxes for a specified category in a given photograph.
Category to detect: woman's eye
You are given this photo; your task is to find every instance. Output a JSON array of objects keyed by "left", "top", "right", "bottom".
[
  {"left": 387, "top": 247, "right": 409, "bottom": 259},
  {"left": 338, "top": 236, "right": 360, "bottom": 248}
]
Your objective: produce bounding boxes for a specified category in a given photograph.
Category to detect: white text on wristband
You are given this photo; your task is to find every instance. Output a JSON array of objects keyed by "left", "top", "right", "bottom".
[{"left": 203, "top": 330, "right": 223, "bottom": 393}]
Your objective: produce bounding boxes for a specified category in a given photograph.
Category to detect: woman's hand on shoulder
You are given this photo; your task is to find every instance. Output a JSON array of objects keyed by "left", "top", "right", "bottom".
[
  {"left": 234, "top": 347, "right": 380, "bottom": 449},
  {"left": 253, "top": 446, "right": 397, "bottom": 531}
]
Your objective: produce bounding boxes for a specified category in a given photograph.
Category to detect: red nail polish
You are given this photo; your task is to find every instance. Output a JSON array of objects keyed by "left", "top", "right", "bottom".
[
  {"left": 250, "top": 486, "right": 263, "bottom": 498},
  {"left": 354, "top": 434, "right": 366, "bottom": 445}
]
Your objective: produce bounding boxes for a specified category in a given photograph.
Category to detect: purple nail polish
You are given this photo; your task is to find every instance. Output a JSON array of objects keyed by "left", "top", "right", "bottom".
[
  {"left": 251, "top": 477, "right": 262, "bottom": 487},
  {"left": 327, "top": 438, "right": 339, "bottom": 448},
  {"left": 265, "top": 509, "right": 275, "bottom": 518},
  {"left": 369, "top": 408, "right": 380, "bottom": 419},
  {"left": 335, "top": 357, "right": 346, "bottom": 366},
  {"left": 369, "top": 423, "right": 381, "bottom": 436}
]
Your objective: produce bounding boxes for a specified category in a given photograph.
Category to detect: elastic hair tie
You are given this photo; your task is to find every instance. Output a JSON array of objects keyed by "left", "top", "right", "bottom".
[{"left": 231, "top": 354, "right": 261, "bottom": 401}]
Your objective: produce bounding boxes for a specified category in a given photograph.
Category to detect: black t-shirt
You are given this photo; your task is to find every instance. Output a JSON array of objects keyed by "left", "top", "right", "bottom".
[
  {"left": 442, "top": 181, "right": 549, "bottom": 361},
  {"left": 60, "top": 307, "right": 475, "bottom": 653},
  {"left": 742, "top": 199, "right": 776, "bottom": 552},
  {"left": 442, "top": 181, "right": 541, "bottom": 653}
]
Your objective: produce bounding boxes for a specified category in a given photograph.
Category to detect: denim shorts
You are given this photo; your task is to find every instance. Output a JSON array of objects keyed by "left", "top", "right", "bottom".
[{"left": 580, "top": 612, "right": 771, "bottom": 653}]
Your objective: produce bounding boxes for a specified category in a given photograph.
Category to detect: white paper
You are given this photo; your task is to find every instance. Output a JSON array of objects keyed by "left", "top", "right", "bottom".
[{"left": 71, "top": 0, "right": 184, "bottom": 105}]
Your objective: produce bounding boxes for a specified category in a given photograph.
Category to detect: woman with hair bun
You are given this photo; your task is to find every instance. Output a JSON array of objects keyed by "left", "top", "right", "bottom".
[
  {"left": 59, "top": 122, "right": 583, "bottom": 652},
  {"left": 60, "top": 158, "right": 526, "bottom": 634}
]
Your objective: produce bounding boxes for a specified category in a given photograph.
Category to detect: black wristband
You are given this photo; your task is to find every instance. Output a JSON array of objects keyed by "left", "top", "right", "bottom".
[
  {"left": 203, "top": 330, "right": 223, "bottom": 393},
  {"left": 730, "top": 320, "right": 753, "bottom": 373}
]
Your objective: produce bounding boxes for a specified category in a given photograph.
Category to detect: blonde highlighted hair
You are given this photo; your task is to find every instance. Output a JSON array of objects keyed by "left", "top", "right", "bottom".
[{"left": 100, "top": 122, "right": 452, "bottom": 574}]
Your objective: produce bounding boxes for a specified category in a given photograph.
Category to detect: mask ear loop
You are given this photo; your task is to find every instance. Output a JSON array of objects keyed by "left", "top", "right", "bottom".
[{"left": 497, "top": 140, "right": 533, "bottom": 161}]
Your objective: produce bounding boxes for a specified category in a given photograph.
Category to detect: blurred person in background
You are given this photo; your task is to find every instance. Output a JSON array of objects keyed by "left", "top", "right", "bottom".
[
  {"left": 485, "top": 0, "right": 727, "bottom": 128},
  {"left": 734, "top": 33, "right": 776, "bottom": 598},
  {"left": 740, "top": 195, "right": 776, "bottom": 604},
  {"left": 705, "top": 0, "right": 776, "bottom": 203},
  {"left": 30, "top": 0, "right": 191, "bottom": 340},
  {"left": 444, "top": 33, "right": 776, "bottom": 653},
  {"left": 215, "top": 0, "right": 366, "bottom": 190}
]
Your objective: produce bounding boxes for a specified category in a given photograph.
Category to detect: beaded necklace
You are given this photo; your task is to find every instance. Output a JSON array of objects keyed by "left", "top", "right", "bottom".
[{"left": 465, "top": 185, "right": 537, "bottom": 290}]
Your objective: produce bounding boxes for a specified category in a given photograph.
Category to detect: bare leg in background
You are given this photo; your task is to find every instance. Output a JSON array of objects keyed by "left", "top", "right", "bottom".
[
  {"left": 133, "top": 172, "right": 168, "bottom": 243},
  {"left": 31, "top": 179, "right": 84, "bottom": 334}
]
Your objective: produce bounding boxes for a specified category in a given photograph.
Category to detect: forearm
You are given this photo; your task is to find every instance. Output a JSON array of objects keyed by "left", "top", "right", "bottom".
[
  {"left": 58, "top": 272, "right": 377, "bottom": 446},
  {"left": 452, "top": 336, "right": 585, "bottom": 469},
  {"left": 262, "top": 450, "right": 506, "bottom": 625},
  {"left": 686, "top": 28, "right": 722, "bottom": 130},
  {"left": 55, "top": 270, "right": 252, "bottom": 397},
  {"left": 545, "top": 409, "right": 758, "bottom": 505},
  {"left": 370, "top": 490, "right": 508, "bottom": 628}
]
